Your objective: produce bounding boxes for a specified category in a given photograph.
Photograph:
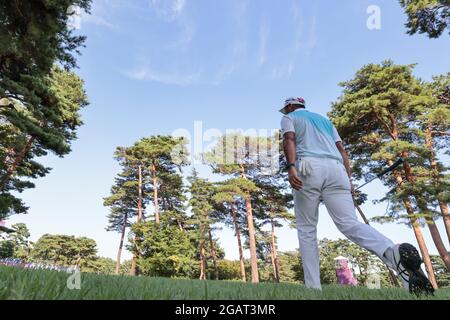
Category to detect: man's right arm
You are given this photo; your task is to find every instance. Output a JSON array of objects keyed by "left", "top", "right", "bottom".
[
  {"left": 283, "top": 132, "right": 303, "bottom": 190},
  {"left": 283, "top": 132, "right": 297, "bottom": 166},
  {"left": 281, "top": 116, "right": 303, "bottom": 190}
]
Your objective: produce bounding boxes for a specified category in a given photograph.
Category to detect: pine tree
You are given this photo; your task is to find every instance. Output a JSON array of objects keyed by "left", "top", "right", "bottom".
[
  {"left": 131, "top": 215, "right": 198, "bottom": 278},
  {"left": 132, "top": 135, "right": 189, "bottom": 225},
  {"left": 118, "top": 136, "right": 189, "bottom": 275},
  {"left": 212, "top": 178, "right": 250, "bottom": 281},
  {"left": 249, "top": 133, "right": 295, "bottom": 282},
  {"left": 205, "top": 133, "right": 270, "bottom": 283},
  {"left": 422, "top": 73, "right": 450, "bottom": 245},
  {"left": 252, "top": 178, "right": 294, "bottom": 282},
  {"left": 104, "top": 162, "right": 148, "bottom": 274},
  {"left": 31, "top": 234, "right": 98, "bottom": 270},
  {"left": 0, "top": 1, "right": 91, "bottom": 217},
  {"left": 188, "top": 169, "right": 221, "bottom": 280},
  {"left": 111, "top": 146, "right": 147, "bottom": 275}
]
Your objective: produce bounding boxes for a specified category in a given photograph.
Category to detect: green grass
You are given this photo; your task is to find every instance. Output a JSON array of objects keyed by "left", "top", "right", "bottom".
[{"left": 0, "top": 266, "right": 449, "bottom": 300}]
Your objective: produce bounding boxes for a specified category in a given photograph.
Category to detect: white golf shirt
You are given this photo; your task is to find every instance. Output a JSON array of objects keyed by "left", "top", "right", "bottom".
[{"left": 281, "top": 109, "right": 343, "bottom": 163}]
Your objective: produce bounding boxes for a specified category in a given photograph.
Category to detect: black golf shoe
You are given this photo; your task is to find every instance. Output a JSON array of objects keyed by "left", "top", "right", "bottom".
[{"left": 386, "top": 243, "right": 435, "bottom": 296}]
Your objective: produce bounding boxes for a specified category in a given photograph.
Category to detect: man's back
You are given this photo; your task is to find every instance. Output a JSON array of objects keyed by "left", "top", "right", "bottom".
[{"left": 281, "top": 109, "right": 342, "bottom": 162}]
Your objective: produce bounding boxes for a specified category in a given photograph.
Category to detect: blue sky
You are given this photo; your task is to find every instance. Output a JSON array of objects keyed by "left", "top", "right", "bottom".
[{"left": 8, "top": 0, "right": 450, "bottom": 261}]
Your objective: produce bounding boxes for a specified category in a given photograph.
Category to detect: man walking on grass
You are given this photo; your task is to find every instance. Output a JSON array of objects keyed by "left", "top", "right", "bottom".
[{"left": 280, "top": 97, "right": 434, "bottom": 295}]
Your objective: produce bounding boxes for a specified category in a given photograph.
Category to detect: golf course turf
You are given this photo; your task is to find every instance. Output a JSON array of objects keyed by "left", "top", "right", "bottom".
[{"left": 1, "top": 266, "right": 449, "bottom": 300}]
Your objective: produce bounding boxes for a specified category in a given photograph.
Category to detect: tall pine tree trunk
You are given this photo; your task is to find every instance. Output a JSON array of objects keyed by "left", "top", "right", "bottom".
[
  {"left": 240, "top": 166, "right": 259, "bottom": 283},
  {"left": 176, "top": 219, "right": 184, "bottom": 231},
  {"left": 391, "top": 160, "right": 437, "bottom": 288},
  {"left": 208, "top": 229, "right": 219, "bottom": 280},
  {"left": 377, "top": 114, "right": 438, "bottom": 287},
  {"left": 425, "top": 125, "right": 450, "bottom": 245},
  {"left": 231, "top": 204, "right": 246, "bottom": 282},
  {"left": 130, "top": 165, "right": 143, "bottom": 276},
  {"left": 151, "top": 164, "right": 160, "bottom": 224},
  {"left": 425, "top": 215, "right": 450, "bottom": 271},
  {"left": 0, "top": 137, "right": 35, "bottom": 190},
  {"left": 354, "top": 202, "right": 399, "bottom": 287},
  {"left": 244, "top": 191, "right": 259, "bottom": 283},
  {"left": 411, "top": 218, "right": 438, "bottom": 288},
  {"left": 115, "top": 212, "right": 128, "bottom": 274},
  {"left": 199, "top": 243, "right": 206, "bottom": 280},
  {"left": 438, "top": 202, "right": 450, "bottom": 246},
  {"left": 270, "top": 215, "right": 280, "bottom": 282},
  {"left": 402, "top": 157, "right": 450, "bottom": 271}
]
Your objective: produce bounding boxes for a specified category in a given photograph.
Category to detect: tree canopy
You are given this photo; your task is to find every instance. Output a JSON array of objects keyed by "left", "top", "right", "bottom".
[{"left": 400, "top": 0, "right": 450, "bottom": 38}]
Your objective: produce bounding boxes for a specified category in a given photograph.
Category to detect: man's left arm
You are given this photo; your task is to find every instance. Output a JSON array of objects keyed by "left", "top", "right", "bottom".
[{"left": 336, "top": 141, "right": 352, "bottom": 179}]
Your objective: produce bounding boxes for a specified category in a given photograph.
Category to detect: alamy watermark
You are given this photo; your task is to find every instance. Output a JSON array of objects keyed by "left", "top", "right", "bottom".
[
  {"left": 66, "top": 267, "right": 81, "bottom": 290},
  {"left": 171, "top": 121, "right": 281, "bottom": 175},
  {"left": 67, "top": 5, "right": 82, "bottom": 30},
  {"left": 366, "top": 263, "right": 381, "bottom": 289},
  {"left": 367, "top": 5, "right": 381, "bottom": 30}
]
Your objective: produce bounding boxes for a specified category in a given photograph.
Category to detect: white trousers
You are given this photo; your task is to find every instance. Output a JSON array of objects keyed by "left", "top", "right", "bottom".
[{"left": 293, "top": 157, "right": 394, "bottom": 289}]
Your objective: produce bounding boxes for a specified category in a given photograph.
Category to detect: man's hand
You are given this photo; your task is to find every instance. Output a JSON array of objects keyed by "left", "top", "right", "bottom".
[{"left": 288, "top": 167, "right": 303, "bottom": 190}]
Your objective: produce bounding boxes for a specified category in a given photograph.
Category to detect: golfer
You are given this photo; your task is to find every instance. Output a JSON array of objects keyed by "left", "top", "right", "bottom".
[{"left": 280, "top": 97, "right": 434, "bottom": 294}]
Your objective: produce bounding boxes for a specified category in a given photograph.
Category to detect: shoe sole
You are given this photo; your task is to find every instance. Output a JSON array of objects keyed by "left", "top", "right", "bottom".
[{"left": 398, "top": 243, "right": 435, "bottom": 296}]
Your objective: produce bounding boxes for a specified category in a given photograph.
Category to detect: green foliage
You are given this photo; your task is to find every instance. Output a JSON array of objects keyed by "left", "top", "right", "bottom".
[
  {"left": 0, "top": 240, "right": 14, "bottom": 258},
  {"left": 0, "top": 65, "right": 89, "bottom": 217},
  {"left": 120, "top": 135, "right": 190, "bottom": 223},
  {"left": 31, "top": 234, "right": 98, "bottom": 271},
  {"left": 84, "top": 257, "right": 116, "bottom": 275},
  {"left": 258, "top": 251, "right": 304, "bottom": 283},
  {"left": 0, "top": 223, "right": 31, "bottom": 259},
  {"left": 431, "top": 254, "right": 450, "bottom": 287},
  {"left": 104, "top": 152, "right": 148, "bottom": 231},
  {"left": 106, "top": 135, "right": 190, "bottom": 275},
  {"left": 329, "top": 61, "right": 445, "bottom": 226},
  {"left": 400, "top": 0, "right": 450, "bottom": 38},
  {"left": 217, "top": 260, "right": 242, "bottom": 280},
  {"left": 0, "top": 1, "right": 91, "bottom": 217},
  {"left": 187, "top": 169, "right": 224, "bottom": 277},
  {"left": 119, "top": 259, "right": 132, "bottom": 275},
  {"left": 132, "top": 220, "right": 198, "bottom": 278},
  {"left": 0, "top": 0, "right": 91, "bottom": 75}
]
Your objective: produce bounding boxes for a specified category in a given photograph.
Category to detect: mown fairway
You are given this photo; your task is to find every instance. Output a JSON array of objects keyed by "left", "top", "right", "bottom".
[{"left": 1, "top": 266, "right": 449, "bottom": 300}]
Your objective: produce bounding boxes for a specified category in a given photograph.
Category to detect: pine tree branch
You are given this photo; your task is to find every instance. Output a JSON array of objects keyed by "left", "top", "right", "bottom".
[
  {"left": 431, "top": 131, "right": 450, "bottom": 136},
  {"left": 373, "top": 112, "right": 396, "bottom": 140}
]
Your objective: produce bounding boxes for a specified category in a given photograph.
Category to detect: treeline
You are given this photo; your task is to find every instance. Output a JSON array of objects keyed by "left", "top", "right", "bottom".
[
  {"left": 103, "top": 134, "right": 295, "bottom": 283},
  {"left": 6, "top": 224, "right": 449, "bottom": 287},
  {"left": 0, "top": 223, "right": 115, "bottom": 274}
]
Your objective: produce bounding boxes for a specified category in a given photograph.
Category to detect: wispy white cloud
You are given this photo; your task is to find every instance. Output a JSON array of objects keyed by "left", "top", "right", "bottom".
[
  {"left": 258, "top": 17, "right": 270, "bottom": 66},
  {"left": 72, "top": 0, "right": 126, "bottom": 30},
  {"left": 269, "top": 1, "right": 318, "bottom": 79},
  {"left": 211, "top": 64, "right": 237, "bottom": 86},
  {"left": 125, "top": 65, "right": 201, "bottom": 86},
  {"left": 81, "top": 13, "right": 117, "bottom": 29},
  {"left": 149, "top": 0, "right": 187, "bottom": 21},
  {"left": 167, "top": 19, "right": 195, "bottom": 51},
  {"left": 306, "top": 15, "right": 318, "bottom": 54}
]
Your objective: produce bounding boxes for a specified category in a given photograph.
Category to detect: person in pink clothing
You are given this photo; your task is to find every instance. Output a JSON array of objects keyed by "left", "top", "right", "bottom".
[{"left": 334, "top": 257, "right": 358, "bottom": 286}]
